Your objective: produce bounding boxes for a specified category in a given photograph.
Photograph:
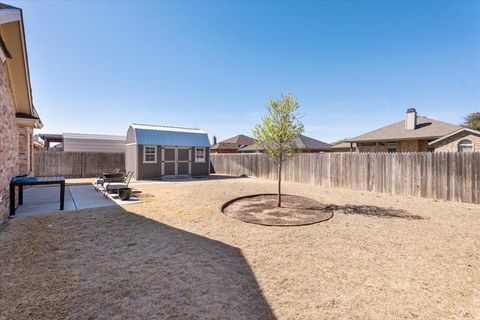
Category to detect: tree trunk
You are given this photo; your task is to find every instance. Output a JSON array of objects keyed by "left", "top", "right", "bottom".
[{"left": 277, "top": 158, "right": 282, "bottom": 207}]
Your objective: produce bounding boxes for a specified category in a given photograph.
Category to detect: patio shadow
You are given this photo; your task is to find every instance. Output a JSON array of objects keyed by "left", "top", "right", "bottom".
[{"left": 0, "top": 207, "right": 275, "bottom": 319}]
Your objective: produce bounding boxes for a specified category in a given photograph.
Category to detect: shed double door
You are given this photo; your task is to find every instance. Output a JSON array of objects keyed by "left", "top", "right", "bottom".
[{"left": 161, "top": 147, "right": 191, "bottom": 176}]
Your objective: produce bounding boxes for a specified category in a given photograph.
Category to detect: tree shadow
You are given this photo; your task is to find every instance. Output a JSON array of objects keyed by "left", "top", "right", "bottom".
[
  {"left": 0, "top": 207, "right": 276, "bottom": 319},
  {"left": 327, "top": 204, "right": 426, "bottom": 220}
]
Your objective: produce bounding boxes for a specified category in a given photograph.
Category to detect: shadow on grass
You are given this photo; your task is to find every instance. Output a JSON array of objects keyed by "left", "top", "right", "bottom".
[
  {"left": 328, "top": 204, "right": 426, "bottom": 220},
  {"left": 0, "top": 206, "right": 275, "bottom": 319}
]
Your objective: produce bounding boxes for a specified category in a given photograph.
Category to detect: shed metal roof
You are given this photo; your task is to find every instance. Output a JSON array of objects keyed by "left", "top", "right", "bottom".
[{"left": 130, "top": 123, "right": 210, "bottom": 147}]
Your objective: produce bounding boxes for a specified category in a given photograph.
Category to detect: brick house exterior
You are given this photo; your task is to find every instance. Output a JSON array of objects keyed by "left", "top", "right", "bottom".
[
  {"left": 429, "top": 128, "right": 480, "bottom": 152},
  {"left": 0, "top": 4, "right": 42, "bottom": 223},
  {"left": 0, "top": 61, "right": 19, "bottom": 222}
]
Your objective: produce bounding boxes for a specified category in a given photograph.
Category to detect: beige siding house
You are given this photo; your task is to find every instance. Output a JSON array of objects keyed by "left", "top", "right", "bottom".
[
  {"left": 345, "top": 108, "right": 463, "bottom": 152},
  {"left": 63, "top": 133, "right": 126, "bottom": 153}
]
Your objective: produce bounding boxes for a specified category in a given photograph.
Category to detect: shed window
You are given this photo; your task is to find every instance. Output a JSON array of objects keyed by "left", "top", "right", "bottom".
[
  {"left": 195, "top": 147, "right": 206, "bottom": 163},
  {"left": 143, "top": 146, "right": 157, "bottom": 163},
  {"left": 458, "top": 139, "right": 473, "bottom": 153}
]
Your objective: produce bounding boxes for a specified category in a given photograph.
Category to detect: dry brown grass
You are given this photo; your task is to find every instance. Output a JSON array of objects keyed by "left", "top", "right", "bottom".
[{"left": 1, "top": 176, "right": 479, "bottom": 319}]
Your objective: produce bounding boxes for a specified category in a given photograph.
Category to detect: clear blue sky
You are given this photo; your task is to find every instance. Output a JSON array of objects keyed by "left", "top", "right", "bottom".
[{"left": 10, "top": 0, "right": 480, "bottom": 142}]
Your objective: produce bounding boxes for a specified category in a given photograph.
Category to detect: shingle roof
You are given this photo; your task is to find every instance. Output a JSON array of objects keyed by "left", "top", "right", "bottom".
[
  {"left": 331, "top": 140, "right": 352, "bottom": 149},
  {"left": 221, "top": 134, "right": 256, "bottom": 146},
  {"left": 295, "top": 135, "right": 331, "bottom": 150},
  {"left": 238, "top": 135, "right": 331, "bottom": 152},
  {"left": 211, "top": 142, "right": 240, "bottom": 151},
  {"left": 211, "top": 134, "right": 256, "bottom": 150},
  {"left": 346, "top": 116, "right": 461, "bottom": 143},
  {"left": 130, "top": 124, "right": 210, "bottom": 147}
]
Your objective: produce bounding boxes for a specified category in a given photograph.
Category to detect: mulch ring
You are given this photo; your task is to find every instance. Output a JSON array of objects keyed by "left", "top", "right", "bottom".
[{"left": 221, "top": 194, "right": 334, "bottom": 226}]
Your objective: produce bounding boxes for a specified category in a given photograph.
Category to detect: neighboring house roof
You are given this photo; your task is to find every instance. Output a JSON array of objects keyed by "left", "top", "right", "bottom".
[
  {"left": 221, "top": 134, "right": 256, "bottom": 145},
  {"left": 211, "top": 134, "right": 256, "bottom": 150},
  {"left": 129, "top": 123, "right": 210, "bottom": 147},
  {"left": 238, "top": 135, "right": 331, "bottom": 152},
  {"left": 330, "top": 140, "right": 353, "bottom": 149},
  {"left": 346, "top": 116, "right": 461, "bottom": 143},
  {"left": 38, "top": 133, "right": 63, "bottom": 141},
  {"left": 211, "top": 142, "right": 240, "bottom": 151},
  {"left": 428, "top": 127, "right": 480, "bottom": 147},
  {"left": 295, "top": 135, "right": 331, "bottom": 150}
]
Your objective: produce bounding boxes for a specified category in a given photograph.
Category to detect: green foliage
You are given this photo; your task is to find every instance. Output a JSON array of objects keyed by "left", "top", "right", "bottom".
[
  {"left": 463, "top": 112, "right": 480, "bottom": 131},
  {"left": 253, "top": 93, "right": 304, "bottom": 165}
]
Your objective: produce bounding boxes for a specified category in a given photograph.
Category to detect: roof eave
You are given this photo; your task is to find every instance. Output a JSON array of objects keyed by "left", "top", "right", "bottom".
[
  {"left": 346, "top": 135, "right": 446, "bottom": 143},
  {"left": 0, "top": 6, "right": 40, "bottom": 124}
]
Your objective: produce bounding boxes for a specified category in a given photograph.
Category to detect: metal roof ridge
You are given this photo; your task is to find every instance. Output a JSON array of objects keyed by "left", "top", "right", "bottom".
[{"left": 131, "top": 123, "right": 206, "bottom": 134}]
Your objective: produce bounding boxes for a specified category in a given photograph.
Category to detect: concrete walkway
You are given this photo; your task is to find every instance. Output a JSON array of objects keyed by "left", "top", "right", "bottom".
[{"left": 13, "top": 185, "right": 141, "bottom": 217}]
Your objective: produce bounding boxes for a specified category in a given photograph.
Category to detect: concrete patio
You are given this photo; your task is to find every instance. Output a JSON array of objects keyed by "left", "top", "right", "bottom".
[{"left": 12, "top": 184, "right": 141, "bottom": 217}]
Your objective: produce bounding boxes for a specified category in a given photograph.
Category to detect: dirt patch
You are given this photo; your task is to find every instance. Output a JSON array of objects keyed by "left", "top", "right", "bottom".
[{"left": 222, "top": 194, "right": 333, "bottom": 226}]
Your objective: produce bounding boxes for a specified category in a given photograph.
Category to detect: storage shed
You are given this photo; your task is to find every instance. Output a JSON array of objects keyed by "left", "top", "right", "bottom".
[{"left": 126, "top": 124, "right": 211, "bottom": 180}]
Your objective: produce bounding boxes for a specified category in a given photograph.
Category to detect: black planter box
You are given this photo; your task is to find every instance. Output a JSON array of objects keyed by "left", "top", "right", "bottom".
[{"left": 118, "top": 188, "right": 132, "bottom": 201}]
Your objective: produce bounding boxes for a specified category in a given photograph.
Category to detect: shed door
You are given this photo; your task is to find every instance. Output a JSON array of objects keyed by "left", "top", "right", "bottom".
[
  {"left": 162, "top": 147, "right": 176, "bottom": 176},
  {"left": 177, "top": 148, "right": 191, "bottom": 175}
]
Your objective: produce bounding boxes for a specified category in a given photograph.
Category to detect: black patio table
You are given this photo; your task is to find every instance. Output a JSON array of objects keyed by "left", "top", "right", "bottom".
[{"left": 10, "top": 176, "right": 65, "bottom": 216}]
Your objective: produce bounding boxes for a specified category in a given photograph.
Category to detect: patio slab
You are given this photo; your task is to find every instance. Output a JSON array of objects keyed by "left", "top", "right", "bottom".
[
  {"left": 12, "top": 184, "right": 141, "bottom": 218},
  {"left": 14, "top": 185, "right": 76, "bottom": 217}
]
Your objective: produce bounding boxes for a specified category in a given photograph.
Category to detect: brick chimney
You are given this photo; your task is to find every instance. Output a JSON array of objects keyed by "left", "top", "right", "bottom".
[
  {"left": 212, "top": 135, "right": 217, "bottom": 145},
  {"left": 405, "top": 108, "right": 417, "bottom": 130}
]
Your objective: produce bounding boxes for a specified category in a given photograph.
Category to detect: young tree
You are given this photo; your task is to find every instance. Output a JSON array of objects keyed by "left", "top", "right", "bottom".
[
  {"left": 253, "top": 93, "right": 304, "bottom": 207},
  {"left": 463, "top": 112, "right": 480, "bottom": 131}
]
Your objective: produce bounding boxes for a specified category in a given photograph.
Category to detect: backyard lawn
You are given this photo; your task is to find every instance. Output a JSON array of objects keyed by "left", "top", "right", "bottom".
[{"left": 0, "top": 176, "right": 479, "bottom": 319}]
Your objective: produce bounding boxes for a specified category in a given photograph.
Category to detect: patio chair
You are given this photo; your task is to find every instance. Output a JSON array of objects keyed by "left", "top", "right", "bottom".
[
  {"left": 95, "top": 169, "right": 126, "bottom": 190},
  {"left": 103, "top": 171, "right": 134, "bottom": 196}
]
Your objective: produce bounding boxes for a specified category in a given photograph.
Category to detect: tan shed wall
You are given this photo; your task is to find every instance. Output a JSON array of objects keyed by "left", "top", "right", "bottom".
[{"left": 125, "top": 144, "right": 138, "bottom": 179}]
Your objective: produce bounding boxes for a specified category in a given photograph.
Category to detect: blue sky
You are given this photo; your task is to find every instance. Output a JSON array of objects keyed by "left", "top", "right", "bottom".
[{"left": 10, "top": 0, "right": 480, "bottom": 142}]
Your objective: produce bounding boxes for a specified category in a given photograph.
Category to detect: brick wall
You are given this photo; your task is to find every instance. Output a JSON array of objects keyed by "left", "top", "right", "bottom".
[
  {"left": 397, "top": 140, "right": 430, "bottom": 152},
  {"left": 434, "top": 132, "right": 480, "bottom": 152},
  {"left": 357, "top": 139, "right": 430, "bottom": 152},
  {"left": 0, "top": 61, "right": 19, "bottom": 223},
  {"left": 18, "top": 126, "right": 33, "bottom": 175}
]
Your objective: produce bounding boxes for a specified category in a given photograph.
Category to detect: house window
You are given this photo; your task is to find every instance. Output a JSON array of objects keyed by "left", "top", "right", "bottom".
[
  {"left": 195, "top": 147, "right": 206, "bottom": 163},
  {"left": 143, "top": 145, "right": 157, "bottom": 163},
  {"left": 458, "top": 139, "right": 473, "bottom": 153},
  {"left": 387, "top": 141, "right": 397, "bottom": 153}
]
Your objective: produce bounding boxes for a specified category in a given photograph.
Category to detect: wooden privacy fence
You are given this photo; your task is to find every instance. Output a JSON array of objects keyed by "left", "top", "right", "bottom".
[
  {"left": 35, "top": 151, "right": 125, "bottom": 178},
  {"left": 211, "top": 152, "right": 480, "bottom": 204}
]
